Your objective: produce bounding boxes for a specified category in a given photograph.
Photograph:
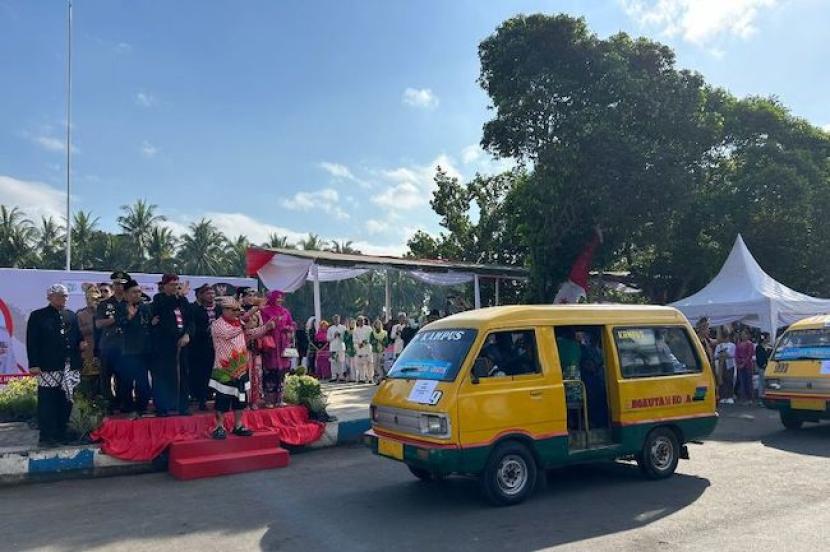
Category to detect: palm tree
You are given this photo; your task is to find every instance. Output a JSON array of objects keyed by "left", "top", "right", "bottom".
[
  {"left": 35, "top": 216, "right": 66, "bottom": 269},
  {"left": 328, "top": 240, "right": 361, "bottom": 255},
  {"left": 263, "top": 233, "right": 295, "bottom": 249},
  {"left": 145, "top": 226, "right": 179, "bottom": 274},
  {"left": 89, "top": 232, "right": 137, "bottom": 272},
  {"left": 117, "top": 199, "right": 166, "bottom": 261},
  {"left": 0, "top": 205, "right": 37, "bottom": 267},
  {"left": 71, "top": 210, "right": 99, "bottom": 270},
  {"left": 178, "top": 219, "right": 227, "bottom": 275},
  {"left": 299, "top": 233, "right": 327, "bottom": 252},
  {"left": 223, "top": 235, "right": 250, "bottom": 277}
]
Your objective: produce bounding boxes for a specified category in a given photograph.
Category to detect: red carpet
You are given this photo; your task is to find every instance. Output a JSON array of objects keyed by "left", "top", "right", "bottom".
[
  {"left": 90, "top": 406, "right": 325, "bottom": 462},
  {"left": 169, "top": 433, "right": 290, "bottom": 480}
]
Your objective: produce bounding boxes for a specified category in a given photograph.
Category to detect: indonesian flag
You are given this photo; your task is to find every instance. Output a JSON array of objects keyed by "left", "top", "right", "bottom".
[{"left": 554, "top": 227, "right": 603, "bottom": 304}]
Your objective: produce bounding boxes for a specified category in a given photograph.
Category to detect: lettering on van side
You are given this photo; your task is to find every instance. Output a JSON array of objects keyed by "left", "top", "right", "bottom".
[
  {"left": 630, "top": 394, "right": 700, "bottom": 409},
  {"left": 415, "top": 330, "right": 467, "bottom": 342}
]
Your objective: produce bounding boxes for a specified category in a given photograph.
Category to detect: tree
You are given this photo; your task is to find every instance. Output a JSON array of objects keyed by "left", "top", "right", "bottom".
[
  {"left": 328, "top": 240, "right": 360, "bottom": 255},
  {"left": 477, "top": 14, "right": 725, "bottom": 301},
  {"left": 263, "top": 234, "right": 295, "bottom": 249},
  {"left": 71, "top": 210, "right": 99, "bottom": 270},
  {"left": 223, "top": 235, "right": 250, "bottom": 277},
  {"left": 299, "top": 233, "right": 327, "bottom": 252},
  {"left": 177, "top": 219, "right": 227, "bottom": 275},
  {"left": 117, "top": 199, "right": 166, "bottom": 262},
  {"left": 0, "top": 205, "right": 38, "bottom": 268},
  {"left": 35, "top": 216, "right": 66, "bottom": 269},
  {"left": 89, "top": 232, "right": 136, "bottom": 273},
  {"left": 145, "top": 226, "right": 179, "bottom": 274}
]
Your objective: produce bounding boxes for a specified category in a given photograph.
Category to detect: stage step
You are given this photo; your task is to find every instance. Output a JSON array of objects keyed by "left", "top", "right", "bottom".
[
  {"left": 169, "top": 432, "right": 281, "bottom": 461},
  {"left": 170, "top": 447, "right": 290, "bottom": 480}
]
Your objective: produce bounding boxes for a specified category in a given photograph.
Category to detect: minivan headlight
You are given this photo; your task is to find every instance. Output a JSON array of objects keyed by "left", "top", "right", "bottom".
[
  {"left": 765, "top": 379, "right": 781, "bottom": 390},
  {"left": 419, "top": 414, "right": 449, "bottom": 436}
]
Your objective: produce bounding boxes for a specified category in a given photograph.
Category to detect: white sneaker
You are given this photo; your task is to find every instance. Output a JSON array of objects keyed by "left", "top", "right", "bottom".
[{"left": 725, "top": 398, "right": 735, "bottom": 404}]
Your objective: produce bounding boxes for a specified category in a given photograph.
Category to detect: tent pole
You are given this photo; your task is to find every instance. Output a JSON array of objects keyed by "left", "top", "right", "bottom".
[
  {"left": 312, "top": 263, "right": 321, "bottom": 331},
  {"left": 495, "top": 277, "right": 500, "bottom": 306},
  {"left": 385, "top": 269, "right": 392, "bottom": 323},
  {"left": 474, "top": 274, "right": 481, "bottom": 309}
]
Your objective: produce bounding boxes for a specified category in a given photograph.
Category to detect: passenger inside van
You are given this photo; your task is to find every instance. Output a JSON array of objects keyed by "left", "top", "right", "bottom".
[{"left": 578, "top": 329, "right": 609, "bottom": 428}]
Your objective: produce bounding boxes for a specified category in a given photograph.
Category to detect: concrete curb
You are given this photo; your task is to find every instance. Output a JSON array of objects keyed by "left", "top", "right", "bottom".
[{"left": 0, "top": 417, "right": 371, "bottom": 485}]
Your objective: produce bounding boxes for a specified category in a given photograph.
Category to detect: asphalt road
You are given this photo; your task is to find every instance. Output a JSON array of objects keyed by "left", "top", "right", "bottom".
[{"left": 2, "top": 406, "right": 829, "bottom": 552}]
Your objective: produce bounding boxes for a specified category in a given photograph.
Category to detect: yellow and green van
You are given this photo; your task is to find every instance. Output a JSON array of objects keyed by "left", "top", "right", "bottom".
[
  {"left": 365, "top": 305, "right": 718, "bottom": 505},
  {"left": 763, "top": 315, "right": 830, "bottom": 429}
]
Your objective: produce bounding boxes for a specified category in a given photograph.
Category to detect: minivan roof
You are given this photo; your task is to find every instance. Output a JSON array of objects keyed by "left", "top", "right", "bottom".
[
  {"left": 425, "top": 304, "right": 689, "bottom": 330},
  {"left": 786, "top": 314, "right": 830, "bottom": 331}
]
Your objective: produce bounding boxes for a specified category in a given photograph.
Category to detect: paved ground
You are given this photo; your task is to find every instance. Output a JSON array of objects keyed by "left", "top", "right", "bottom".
[{"left": 2, "top": 405, "right": 829, "bottom": 552}]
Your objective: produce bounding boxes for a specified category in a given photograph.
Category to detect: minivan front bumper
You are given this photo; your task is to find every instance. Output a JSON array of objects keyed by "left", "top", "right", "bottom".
[{"left": 364, "top": 429, "right": 463, "bottom": 475}]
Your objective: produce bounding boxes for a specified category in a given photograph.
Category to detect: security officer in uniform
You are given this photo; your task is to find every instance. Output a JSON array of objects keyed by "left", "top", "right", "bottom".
[
  {"left": 26, "top": 284, "right": 83, "bottom": 446},
  {"left": 95, "top": 271, "right": 130, "bottom": 412}
]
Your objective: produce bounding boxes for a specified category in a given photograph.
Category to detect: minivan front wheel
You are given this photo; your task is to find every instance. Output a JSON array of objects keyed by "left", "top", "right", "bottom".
[
  {"left": 480, "top": 441, "right": 538, "bottom": 506},
  {"left": 637, "top": 427, "right": 680, "bottom": 480},
  {"left": 780, "top": 411, "right": 804, "bottom": 430}
]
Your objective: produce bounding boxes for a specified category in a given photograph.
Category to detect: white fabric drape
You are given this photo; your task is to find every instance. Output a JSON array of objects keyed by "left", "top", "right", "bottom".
[
  {"left": 257, "top": 254, "right": 314, "bottom": 292},
  {"left": 405, "top": 270, "right": 474, "bottom": 286}
]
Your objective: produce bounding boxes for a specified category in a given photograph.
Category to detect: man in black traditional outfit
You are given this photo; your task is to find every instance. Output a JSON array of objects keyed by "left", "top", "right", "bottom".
[
  {"left": 95, "top": 271, "right": 129, "bottom": 412},
  {"left": 26, "top": 284, "right": 83, "bottom": 446},
  {"left": 188, "top": 283, "right": 220, "bottom": 411},
  {"left": 151, "top": 273, "right": 192, "bottom": 416}
]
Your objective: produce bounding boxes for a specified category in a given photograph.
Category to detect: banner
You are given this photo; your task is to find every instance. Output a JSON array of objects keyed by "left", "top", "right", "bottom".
[{"left": 0, "top": 268, "right": 256, "bottom": 383}]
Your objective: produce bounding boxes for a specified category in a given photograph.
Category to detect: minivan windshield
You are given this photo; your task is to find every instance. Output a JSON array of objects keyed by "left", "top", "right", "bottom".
[
  {"left": 387, "top": 328, "right": 478, "bottom": 382},
  {"left": 774, "top": 328, "right": 830, "bottom": 361}
]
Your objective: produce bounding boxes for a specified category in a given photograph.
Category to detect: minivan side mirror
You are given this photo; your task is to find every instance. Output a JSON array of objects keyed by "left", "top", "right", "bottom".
[{"left": 471, "top": 358, "right": 490, "bottom": 384}]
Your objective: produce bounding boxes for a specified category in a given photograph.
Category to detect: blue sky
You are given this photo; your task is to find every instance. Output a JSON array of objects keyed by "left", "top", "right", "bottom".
[{"left": 1, "top": 0, "right": 828, "bottom": 256}]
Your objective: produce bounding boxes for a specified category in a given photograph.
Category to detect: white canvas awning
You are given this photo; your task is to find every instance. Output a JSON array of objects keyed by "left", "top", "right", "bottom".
[{"left": 671, "top": 235, "right": 830, "bottom": 336}]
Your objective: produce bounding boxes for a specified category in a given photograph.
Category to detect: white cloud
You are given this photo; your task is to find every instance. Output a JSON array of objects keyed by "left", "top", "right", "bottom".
[
  {"left": 281, "top": 188, "right": 350, "bottom": 220},
  {"left": 366, "top": 219, "right": 390, "bottom": 235},
  {"left": 461, "top": 144, "right": 483, "bottom": 165},
  {"left": 373, "top": 154, "right": 462, "bottom": 211},
  {"left": 30, "top": 135, "right": 78, "bottom": 154},
  {"left": 349, "top": 241, "right": 407, "bottom": 257},
  {"left": 140, "top": 140, "right": 158, "bottom": 158},
  {"left": 115, "top": 42, "right": 133, "bottom": 54},
  {"left": 319, "top": 161, "right": 371, "bottom": 189},
  {"left": 0, "top": 175, "right": 66, "bottom": 221},
  {"left": 822, "top": 123, "right": 830, "bottom": 133},
  {"left": 135, "top": 91, "right": 156, "bottom": 108},
  {"left": 402, "top": 87, "right": 439, "bottom": 110},
  {"left": 619, "top": 0, "right": 776, "bottom": 45}
]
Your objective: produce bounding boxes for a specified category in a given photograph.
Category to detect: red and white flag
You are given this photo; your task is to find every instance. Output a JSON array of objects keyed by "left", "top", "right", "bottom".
[{"left": 554, "top": 228, "right": 603, "bottom": 304}]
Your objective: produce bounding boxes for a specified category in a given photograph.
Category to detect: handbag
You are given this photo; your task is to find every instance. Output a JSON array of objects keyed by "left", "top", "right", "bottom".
[
  {"left": 282, "top": 347, "right": 299, "bottom": 358},
  {"left": 260, "top": 335, "right": 277, "bottom": 350}
]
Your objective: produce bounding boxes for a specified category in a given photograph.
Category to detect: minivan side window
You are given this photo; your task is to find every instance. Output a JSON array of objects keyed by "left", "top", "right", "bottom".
[
  {"left": 613, "top": 327, "right": 702, "bottom": 379},
  {"left": 474, "top": 330, "right": 540, "bottom": 378}
]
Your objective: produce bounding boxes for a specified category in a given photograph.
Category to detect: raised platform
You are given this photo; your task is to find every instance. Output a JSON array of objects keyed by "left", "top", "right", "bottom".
[
  {"left": 90, "top": 406, "right": 325, "bottom": 462},
  {"left": 169, "top": 432, "right": 290, "bottom": 480}
]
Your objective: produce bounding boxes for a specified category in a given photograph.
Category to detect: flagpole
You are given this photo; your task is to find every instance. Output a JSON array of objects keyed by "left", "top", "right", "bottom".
[{"left": 64, "top": 0, "right": 73, "bottom": 271}]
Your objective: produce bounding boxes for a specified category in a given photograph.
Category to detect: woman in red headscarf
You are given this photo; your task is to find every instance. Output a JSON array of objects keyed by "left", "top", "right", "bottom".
[{"left": 260, "top": 290, "right": 296, "bottom": 406}]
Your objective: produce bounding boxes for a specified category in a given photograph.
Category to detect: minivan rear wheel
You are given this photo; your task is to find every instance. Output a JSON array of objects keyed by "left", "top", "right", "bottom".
[
  {"left": 637, "top": 427, "right": 680, "bottom": 480},
  {"left": 480, "top": 441, "right": 537, "bottom": 506}
]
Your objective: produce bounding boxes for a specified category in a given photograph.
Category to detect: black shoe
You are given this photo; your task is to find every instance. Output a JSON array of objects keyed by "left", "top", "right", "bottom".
[
  {"left": 212, "top": 427, "right": 227, "bottom": 440},
  {"left": 232, "top": 426, "right": 254, "bottom": 437}
]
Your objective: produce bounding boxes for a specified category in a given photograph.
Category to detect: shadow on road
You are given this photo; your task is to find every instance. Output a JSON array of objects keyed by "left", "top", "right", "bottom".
[
  {"left": 260, "top": 460, "right": 709, "bottom": 551},
  {"left": 761, "top": 423, "right": 830, "bottom": 458}
]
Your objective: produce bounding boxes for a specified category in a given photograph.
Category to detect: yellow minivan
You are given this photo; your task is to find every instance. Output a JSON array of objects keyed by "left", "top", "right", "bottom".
[
  {"left": 763, "top": 315, "right": 830, "bottom": 429},
  {"left": 365, "top": 305, "right": 718, "bottom": 505}
]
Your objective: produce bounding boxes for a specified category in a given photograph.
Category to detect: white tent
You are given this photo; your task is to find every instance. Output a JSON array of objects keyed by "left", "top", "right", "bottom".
[{"left": 671, "top": 235, "right": 830, "bottom": 337}]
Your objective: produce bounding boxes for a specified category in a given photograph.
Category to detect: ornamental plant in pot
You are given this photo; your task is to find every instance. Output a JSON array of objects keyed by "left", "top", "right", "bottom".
[{"left": 282, "top": 374, "right": 336, "bottom": 422}]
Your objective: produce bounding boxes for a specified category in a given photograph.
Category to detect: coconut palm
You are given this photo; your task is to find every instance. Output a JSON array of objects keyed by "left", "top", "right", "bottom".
[
  {"left": 299, "top": 233, "right": 327, "bottom": 252},
  {"left": 145, "top": 226, "right": 179, "bottom": 274},
  {"left": 178, "top": 219, "right": 227, "bottom": 275},
  {"left": 328, "top": 240, "right": 361, "bottom": 255},
  {"left": 117, "top": 199, "right": 166, "bottom": 261},
  {"left": 35, "top": 216, "right": 66, "bottom": 269},
  {"left": 0, "top": 205, "right": 37, "bottom": 267},
  {"left": 263, "top": 233, "right": 295, "bottom": 249},
  {"left": 71, "top": 210, "right": 99, "bottom": 270},
  {"left": 223, "top": 235, "right": 250, "bottom": 277},
  {"left": 89, "top": 232, "right": 136, "bottom": 272}
]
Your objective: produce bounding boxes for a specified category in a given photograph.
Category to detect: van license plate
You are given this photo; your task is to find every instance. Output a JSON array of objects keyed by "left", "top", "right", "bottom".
[
  {"left": 791, "top": 398, "right": 826, "bottom": 411},
  {"left": 378, "top": 438, "right": 404, "bottom": 460}
]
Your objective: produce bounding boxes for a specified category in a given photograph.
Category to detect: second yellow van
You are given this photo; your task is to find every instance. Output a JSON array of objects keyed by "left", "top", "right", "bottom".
[{"left": 365, "top": 305, "right": 718, "bottom": 505}]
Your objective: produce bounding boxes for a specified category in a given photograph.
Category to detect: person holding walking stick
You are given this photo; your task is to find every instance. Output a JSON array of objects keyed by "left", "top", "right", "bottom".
[{"left": 151, "top": 273, "right": 193, "bottom": 416}]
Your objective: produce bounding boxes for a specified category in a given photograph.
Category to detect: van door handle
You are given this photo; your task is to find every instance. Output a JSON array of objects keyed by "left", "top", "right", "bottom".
[{"left": 530, "top": 390, "right": 543, "bottom": 397}]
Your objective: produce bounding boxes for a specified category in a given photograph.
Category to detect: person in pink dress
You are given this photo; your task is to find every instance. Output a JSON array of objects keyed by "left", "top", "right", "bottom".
[
  {"left": 314, "top": 321, "right": 331, "bottom": 380},
  {"left": 260, "top": 290, "right": 296, "bottom": 406},
  {"left": 735, "top": 330, "right": 756, "bottom": 405}
]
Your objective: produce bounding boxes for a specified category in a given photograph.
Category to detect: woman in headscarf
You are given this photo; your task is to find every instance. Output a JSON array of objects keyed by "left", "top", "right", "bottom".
[
  {"left": 314, "top": 320, "right": 331, "bottom": 381},
  {"left": 76, "top": 284, "right": 102, "bottom": 398},
  {"left": 0, "top": 326, "right": 17, "bottom": 376},
  {"left": 238, "top": 287, "right": 266, "bottom": 409},
  {"left": 260, "top": 290, "right": 296, "bottom": 406},
  {"left": 370, "top": 319, "right": 389, "bottom": 384},
  {"left": 305, "top": 316, "right": 318, "bottom": 376}
]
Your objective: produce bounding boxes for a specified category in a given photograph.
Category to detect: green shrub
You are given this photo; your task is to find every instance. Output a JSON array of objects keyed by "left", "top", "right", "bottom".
[
  {"left": 0, "top": 376, "right": 38, "bottom": 422},
  {"left": 69, "top": 395, "right": 106, "bottom": 439}
]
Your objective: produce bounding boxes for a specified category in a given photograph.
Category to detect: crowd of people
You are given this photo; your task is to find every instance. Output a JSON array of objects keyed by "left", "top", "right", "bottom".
[
  {"left": 694, "top": 317, "right": 772, "bottom": 406},
  {"left": 25, "top": 270, "right": 434, "bottom": 446}
]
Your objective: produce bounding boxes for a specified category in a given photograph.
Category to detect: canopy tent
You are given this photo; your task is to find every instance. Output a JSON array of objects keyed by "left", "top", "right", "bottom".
[
  {"left": 246, "top": 247, "right": 528, "bottom": 325},
  {"left": 671, "top": 235, "right": 830, "bottom": 337}
]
